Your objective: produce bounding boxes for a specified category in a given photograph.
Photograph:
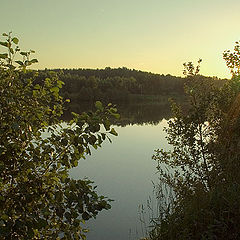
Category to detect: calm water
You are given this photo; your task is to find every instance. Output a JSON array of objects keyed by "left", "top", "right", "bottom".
[{"left": 70, "top": 103, "right": 171, "bottom": 240}]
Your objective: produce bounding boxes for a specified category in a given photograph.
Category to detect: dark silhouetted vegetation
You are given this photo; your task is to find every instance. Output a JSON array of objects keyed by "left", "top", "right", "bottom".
[{"left": 148, "top": 44, "right": 240, "bottom": 239}]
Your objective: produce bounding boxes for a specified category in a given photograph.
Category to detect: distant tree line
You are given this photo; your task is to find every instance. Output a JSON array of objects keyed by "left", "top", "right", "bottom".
[{"left": 35, "top": 67, "right": 226, "bottom": 104}]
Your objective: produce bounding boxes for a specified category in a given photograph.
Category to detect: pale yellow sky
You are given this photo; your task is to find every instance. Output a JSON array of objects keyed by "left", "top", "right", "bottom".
[{"left": 1, "top": 0, "right": 239, "bottom": 78}]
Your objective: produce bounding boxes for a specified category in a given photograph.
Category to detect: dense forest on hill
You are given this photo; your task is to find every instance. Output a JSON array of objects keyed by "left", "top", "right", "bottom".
[{"left": 35, "top": 67, "right": 226, "bottom": 104}]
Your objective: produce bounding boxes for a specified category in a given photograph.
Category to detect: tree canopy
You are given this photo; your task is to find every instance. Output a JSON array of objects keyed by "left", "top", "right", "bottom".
[{"left": 0, "top": 32, "right": 119, "bottom": 239}]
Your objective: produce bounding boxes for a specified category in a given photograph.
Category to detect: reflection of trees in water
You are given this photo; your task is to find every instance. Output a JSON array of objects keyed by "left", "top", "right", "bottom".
[
  {"left": 63, "top": 101, "right": 173, "bottom": 126},
  {"left": 114, "top": 103, "right": 172, "bottom": 126}
]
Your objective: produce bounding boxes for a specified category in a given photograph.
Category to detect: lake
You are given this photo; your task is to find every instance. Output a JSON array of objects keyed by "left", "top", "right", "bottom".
[{"left": 69, "top": 102, "right": 172, "bottom": 240}]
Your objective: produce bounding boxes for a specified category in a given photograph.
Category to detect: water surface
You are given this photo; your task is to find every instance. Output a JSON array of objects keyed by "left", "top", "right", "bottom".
[{"left": 70, "top": 113, "right": 170, "bottom": 240}]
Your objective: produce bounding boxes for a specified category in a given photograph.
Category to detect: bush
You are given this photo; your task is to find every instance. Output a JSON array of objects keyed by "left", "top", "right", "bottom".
[{"left": 0, "top": 32, "right": 119, "bottom": 240}]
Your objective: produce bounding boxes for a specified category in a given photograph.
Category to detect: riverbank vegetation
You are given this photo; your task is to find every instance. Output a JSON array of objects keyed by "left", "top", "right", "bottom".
[
  {"left": 147, "top": 42, "right": 240, "bottom": 239},
  {"left": 0, "top": 33, "right": 119, "bottom": 239}
]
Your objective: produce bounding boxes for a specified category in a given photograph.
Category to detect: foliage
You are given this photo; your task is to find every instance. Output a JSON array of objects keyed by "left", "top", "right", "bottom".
[
  {"left": 37, "top": 67, "right": 191, "bottom": 103},
  {"left": 150, "top": 43, "right": 240, "bottom": 239},
  {"left": 32, "top": 62, "right": 227, "bottom": 105},
  {"left": 0, "top": 32, "right": 119, "bottom": 239}
]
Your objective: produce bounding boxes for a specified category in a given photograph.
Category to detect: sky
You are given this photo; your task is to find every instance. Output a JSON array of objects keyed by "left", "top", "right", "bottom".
[{"left": 0, "top": 0, "right": 239, "bottom": 78}]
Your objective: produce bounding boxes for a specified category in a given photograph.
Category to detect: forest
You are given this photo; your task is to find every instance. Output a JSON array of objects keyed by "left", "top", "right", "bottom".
[{"left": 35, "top": 67, "right": 226, "bottom": 104}]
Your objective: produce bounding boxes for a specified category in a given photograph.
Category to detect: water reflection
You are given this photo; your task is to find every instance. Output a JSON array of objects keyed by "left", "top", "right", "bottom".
[
  {"left": 68, "top": 102, "right": 172, "bottom": 240},
  {"left": 63, "top": 101, "right": 172, "bottom": 126}
]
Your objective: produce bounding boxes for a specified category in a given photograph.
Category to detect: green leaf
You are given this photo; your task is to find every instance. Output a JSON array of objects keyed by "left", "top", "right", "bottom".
[
  {"left": 30, "top": 58, "right": 38, "bottom": 64},
  {"left": 110, "top": 107, "right": 117, "bottom": 113},
  {"left": 1, "top": 214, "right": 8, "bottom": 220},
  {"left": 12, "top": 37, "right": 19, "bottom": 44},
  {"left": 109, "top": 128, "right": 118, "bottom": 136},
  {"left": 95, "top": 101, "right": 103, "bottom": 111},
  {"left": 15, "top": 60, "right": 23, "bottom": 66},
  {"left": 20, "top": 51, "right": 28, "bottom": 56},
  {"left": 0, "top": 41, "right": 8, "bottom": 47},
  {"left": 0, "top": 147, "right": 5, "bottom": 156},
  {"left": 103, "top": 120, "right": 111, "bottom": 131},
  {"left": 57, "top": 80, "right": 64, "bottom": 88},
  {"left": 73, "top": 160, "right": 78, "bottom": 167},
  {"left": 50, "top": 87, "right": 59, "bottom": 93},
  {"left": 112, "top": 113, "right": 120, "bottom": 119},
  {"left": 52, "top": 176, "right": 60, "bottom": 182},
  {"left": 34, "top": 84, "right": 41, "bottom": 90}
]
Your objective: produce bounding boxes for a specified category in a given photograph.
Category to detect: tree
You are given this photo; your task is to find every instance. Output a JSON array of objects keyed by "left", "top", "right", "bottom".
[
  {"left": 150, "top": 44, "right": 240, "bottom": 239},
  {"left": 0, "top": 32, "right": 119, "bottom": 239}
]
